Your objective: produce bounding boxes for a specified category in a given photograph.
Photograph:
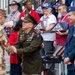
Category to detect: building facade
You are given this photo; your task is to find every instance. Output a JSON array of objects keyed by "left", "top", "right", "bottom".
[{"left": 0, "top": 0, "right": 22, "bottom": 14}]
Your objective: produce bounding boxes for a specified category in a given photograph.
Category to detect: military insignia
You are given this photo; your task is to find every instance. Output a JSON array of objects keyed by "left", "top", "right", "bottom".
[
  {"left": 27, "top": 32, "right": 35, "bottom": 41},
  {"left": 73, "top": 33, "right": 75, "bottom": 36},
  {"left": 19, "top": 31, "right": 26, "bottom": 42},
  {"left": 74, "top": 25, "right": 75, "bottom": 27},
  {"left": 74, "top": 61, "right": 75, "bottom": 66},
  {"left": 36, "top": 34, "right": 40, "bottom": 38}
]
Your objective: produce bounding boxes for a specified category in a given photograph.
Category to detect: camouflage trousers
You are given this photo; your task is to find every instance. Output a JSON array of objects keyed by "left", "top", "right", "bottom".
[{"left": 0, "top": 48, "right": 6, "bottom": 75}]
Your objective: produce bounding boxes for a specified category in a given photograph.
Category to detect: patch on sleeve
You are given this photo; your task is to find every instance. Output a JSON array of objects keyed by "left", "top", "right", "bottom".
[
  {"left": 73, "top": 33, "right": 75, "bottom": 37},
  {"left": 36, "top": 34, "right": 40, "bottom": 38}
]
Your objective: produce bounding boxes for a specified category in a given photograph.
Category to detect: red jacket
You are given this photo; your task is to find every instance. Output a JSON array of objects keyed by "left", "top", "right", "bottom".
[
  {"left": 56, "top": 14, "right": 72, "bottom": 46},
  {"left": 19, "top": 10, "right": 40, "bottom": 24},
  {"left": 9, "top": 32, "right": 18, "bottom": 64},
  {"left": 19, "top": 11, "right": 26, "bottom": 20}
]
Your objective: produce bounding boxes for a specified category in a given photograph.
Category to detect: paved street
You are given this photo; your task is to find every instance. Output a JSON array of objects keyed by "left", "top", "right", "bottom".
[{"left": 5, "top": 51, "right": 10, "bottom": 75}]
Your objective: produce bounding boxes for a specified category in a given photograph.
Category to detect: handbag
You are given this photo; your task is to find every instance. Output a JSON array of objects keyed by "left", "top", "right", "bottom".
[{"left": 10, "top": 54, "right": 18, "bottom": 64}]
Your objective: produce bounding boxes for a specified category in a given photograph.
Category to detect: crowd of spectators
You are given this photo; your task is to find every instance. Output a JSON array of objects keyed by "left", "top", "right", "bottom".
[{"left": 0, "top": 0, "right": 75, "bottom": 75}]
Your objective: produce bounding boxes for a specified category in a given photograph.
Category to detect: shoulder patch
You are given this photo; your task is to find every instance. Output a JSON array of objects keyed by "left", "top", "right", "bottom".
[
  {"left": 36, "top": 34, "right": 40, "bottom": 38},
  {"left": 73, "top": 33, "right": 75, "bottom": 36}
]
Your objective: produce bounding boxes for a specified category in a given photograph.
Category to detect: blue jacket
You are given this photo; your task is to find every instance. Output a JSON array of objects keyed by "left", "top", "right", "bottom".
[
  {"left": 64, "top": 25, "right": 75, "bottom": 70},
  {"left": 65, "top": 0, "right": 73, "bottom": 6}
]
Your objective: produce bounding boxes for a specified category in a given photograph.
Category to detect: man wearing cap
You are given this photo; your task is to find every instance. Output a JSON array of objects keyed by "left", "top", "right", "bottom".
[
  {"left": 54, "top": 4, "right": 72, "bottom": 48},
  {"left": 0, "top": 8, "right": 7, "bottom": 75},
  {"left": 19, "top": 0, "right": 40, "bottom": 23},
  {"left": 64, "top": 11, "right": 75, "bottom": 75},
  {"left": 37, "top": 3, "right": 57, "bottom": 58},
  {"left": 0, "top": 8, "right": 13, "bottom": 75},
  {"left": 36, "top": 3, "right": 57, "bottom": 72},
  {"left": 10, "top": 13, "right": 44, "bottom": 75},
  {"left": 4, "top": 1, "right": 21, "bottom": 36},
  {"left": 53, "top": 4, "right": 72, "bottom": 75}
]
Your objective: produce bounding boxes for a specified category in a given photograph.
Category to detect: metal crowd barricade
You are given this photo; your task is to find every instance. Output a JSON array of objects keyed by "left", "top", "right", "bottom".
[
  {"left": 41, "top": 55, "right": 62, "bottom": 75},
  {"left": 41, "top": 46, "right": 67, "bottom": 75}
]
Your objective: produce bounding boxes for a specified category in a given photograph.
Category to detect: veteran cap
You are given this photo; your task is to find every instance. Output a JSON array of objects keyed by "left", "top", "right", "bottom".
[
  {"left": 67, "top": 7, "right": 75, "bottom": 12},
  {"left": 9, "top": 1, "right": 20, "bottom": 7},
  {"left": 42, "top": 3, "right": 52, "bottom": 9},
  {"left": 0, "top": 9, "right": 7, "bottom": 18}
]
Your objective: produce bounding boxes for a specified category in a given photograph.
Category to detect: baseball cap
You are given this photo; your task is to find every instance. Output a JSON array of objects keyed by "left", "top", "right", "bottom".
[
  {"left": 0, "top": 9, "right": 7, "bottom": 18},
  {"left": 67, "top": 6, "right": 75, "bottom": 12},
  {"left": 42, "top": 3, "right": 52, "bottom": 9},
  {"left": 9, "top": 1, "right": 20, "bottom": 6}
]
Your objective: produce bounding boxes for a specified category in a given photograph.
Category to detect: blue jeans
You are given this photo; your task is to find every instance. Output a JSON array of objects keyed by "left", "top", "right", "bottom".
[
  {"left": 68, "top": 70, "right": 75, "bottom": 75},
  {"left": 10, "top": 56, "right": 22, "bottom": 75},
  {"left": 10, "top": 64, "right": 22, "bottom": 75}
]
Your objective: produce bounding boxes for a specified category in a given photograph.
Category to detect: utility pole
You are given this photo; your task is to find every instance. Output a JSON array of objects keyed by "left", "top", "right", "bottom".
[{"left": 8, "top": 0, "right": 10, "bottom": 14}]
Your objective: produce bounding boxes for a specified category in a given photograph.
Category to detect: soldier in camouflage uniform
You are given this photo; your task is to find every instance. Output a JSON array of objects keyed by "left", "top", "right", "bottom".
[
  {"left": 0, "top": 9, "right": 12, "bottom": 75},
  {"left": 11, "top": 13, "right": 44, "bottom": 75}
]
